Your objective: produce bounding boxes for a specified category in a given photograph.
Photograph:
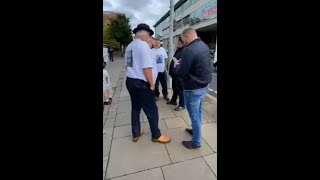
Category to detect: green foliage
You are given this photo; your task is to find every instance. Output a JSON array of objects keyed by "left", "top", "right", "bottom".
[
  {"left": 107, "top": 14, "right": 133, "bottom": 46},
  {"left": 103, "top": 26, "right": 120, "bottom": 47}
]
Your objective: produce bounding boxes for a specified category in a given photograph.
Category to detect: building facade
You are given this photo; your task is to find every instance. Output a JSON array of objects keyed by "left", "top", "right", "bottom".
[{"left": 154, "top": 0, "right": 217, "bottom": 51}]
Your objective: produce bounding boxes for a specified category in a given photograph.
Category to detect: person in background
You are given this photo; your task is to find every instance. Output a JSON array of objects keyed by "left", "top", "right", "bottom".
[
  {"left": 167, "top": 36, "right": 185, "bottom": 111},
  {"left": 103, "top": 58, "right": 105, "bottom": 116},
  {"left": 108, "top": 46, "right": 114, "bottom": 62},
  {"left": 125, "top": 23, "right": 171, "bottom": 143},
  {"left": 103, "top": 45, "right": 109, "bottom": 66},
  {"left": 153, "top": 39, "right": 169, "bottom": 101},
  {"left": 176, "top": 28, "right": 213, "bottom": 149},
  {"left": 103, "top": 62, "right": 113, "bottom": 105},
  {"left": 148, "top": 38, "right": 158, "bottom": 90}
]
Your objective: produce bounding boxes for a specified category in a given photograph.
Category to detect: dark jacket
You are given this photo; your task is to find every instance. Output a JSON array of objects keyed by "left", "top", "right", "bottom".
[
  {"left": 169, "top": 46, "right": 184, "bottom": 77},
  {"left": 176, "top": 38, "right": 213, "bottom": 90}
]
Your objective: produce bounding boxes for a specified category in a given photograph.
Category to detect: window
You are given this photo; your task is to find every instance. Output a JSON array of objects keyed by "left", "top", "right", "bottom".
[
  {"left": 176, "top": 20, "right": 183, "bottom": 29},
  {"left": 183, "top": 0, "right": 191, "bottom": 11},
  {"left": 163, "top": 27, "right": 169, "bottom": 35},
  {"left": 183, "top": 15, "right": 190, "bottom": 26},
  {"left": 190, "top": 0, "right": 217, "bottom": 25},
  {"left": 191, "top": 0, "right": 199, "bottom": 5},
  {"left": 175, "top": 7, "right": 181, "bottom": 16}
]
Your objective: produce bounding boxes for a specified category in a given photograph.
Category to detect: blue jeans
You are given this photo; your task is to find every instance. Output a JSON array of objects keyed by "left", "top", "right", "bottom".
[{"left": 184, "top": 87, "right": 208, "bottom": 147}]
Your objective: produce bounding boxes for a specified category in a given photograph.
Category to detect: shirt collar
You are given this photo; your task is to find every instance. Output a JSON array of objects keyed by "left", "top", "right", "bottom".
[{"left": 186, "top": 38, "right": 201, "bottom": 47}]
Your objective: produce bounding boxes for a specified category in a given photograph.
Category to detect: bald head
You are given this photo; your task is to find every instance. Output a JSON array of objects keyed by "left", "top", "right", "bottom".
[
  {"left": 182, "top": 28, "right": 198, "bottom": 44},
  {"left": 182, "top": 28, "right": 197, "bottom": 35}
]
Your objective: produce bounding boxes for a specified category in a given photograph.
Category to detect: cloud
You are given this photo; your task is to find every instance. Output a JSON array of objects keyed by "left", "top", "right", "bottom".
[
  {"left": 103, "top": 0, "right": 171, "bottom": 33},
  {"left": 103, "top": 0, "right": 113, "bottom": 10}
]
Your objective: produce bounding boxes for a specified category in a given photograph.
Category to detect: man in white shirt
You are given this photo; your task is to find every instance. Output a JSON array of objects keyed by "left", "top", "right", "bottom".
[
  {"left": 103, "top": 45, "right": 109, "bottom": 64},
  {"left": 152, "top": 39, "right": 169, "bottom": 101},
  {"left": 103, "top": 66, "right": 113, "bottom": 105},
  {"left": 125, "top": 23, "right": 171, "bottom": 144},
  {"left": 147, "top": 37, "right": 158, "bottom": 86}
]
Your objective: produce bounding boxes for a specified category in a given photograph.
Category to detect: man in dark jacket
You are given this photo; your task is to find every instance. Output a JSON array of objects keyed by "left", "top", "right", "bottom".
[
  {"left": 167, "top": 36, "right": 185, "bottom": 111},
  {"left": 176, "top": 28, "right": 213, "bottom": 149},
  {"left": 108, "top": 46, "right": 114, "bottom": 62}
]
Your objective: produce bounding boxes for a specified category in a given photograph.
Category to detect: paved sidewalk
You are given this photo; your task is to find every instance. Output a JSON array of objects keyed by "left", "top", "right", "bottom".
[
  {"left": 103, "top": 56, "right": 217, "bottom": 180},
  {"left": 104, "top": 57, "right": 124, "bottom": 89}
]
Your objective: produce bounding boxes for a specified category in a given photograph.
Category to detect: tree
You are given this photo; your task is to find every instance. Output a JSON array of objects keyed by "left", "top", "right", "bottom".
[
  {"left": 103, "top": 25, "right": 120, "bottom": 48},
  {"left": 107, "top": 14, "right": 133, "bottom": 56}
]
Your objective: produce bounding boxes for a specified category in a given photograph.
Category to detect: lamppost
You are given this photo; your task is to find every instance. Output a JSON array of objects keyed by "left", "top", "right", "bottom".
[{"left": 168, "top": 0, "right": 174, "bottom": 88}]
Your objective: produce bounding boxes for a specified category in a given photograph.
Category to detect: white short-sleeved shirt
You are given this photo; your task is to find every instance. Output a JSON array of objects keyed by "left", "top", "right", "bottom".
[
  {"left": 150, "top": 49, "right": 158, "bottom": 84},
  {"left": 152, "top": 47, "right": 168, "bottom": 73},
  {"left": 125, "top": 39, "right": 153, "bottom": 82},
  {"left": 103, "top": 47, "right": 109, "bottom": 57},
  {"left": 103, "top": 47, "right": 109, "bottom": 63}
]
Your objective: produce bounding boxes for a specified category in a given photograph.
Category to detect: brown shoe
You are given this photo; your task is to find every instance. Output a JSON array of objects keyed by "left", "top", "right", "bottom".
[
  {"left": 152, "top": 135, "right": 171, "bottom": 143},
  {"left": 132, "top": 129, "right": 144, "bottom": 142}
]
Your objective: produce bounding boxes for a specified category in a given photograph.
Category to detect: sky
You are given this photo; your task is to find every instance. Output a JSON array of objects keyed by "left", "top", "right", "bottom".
[{"left": 103, "top": 0, "right": 179, "bottom": 33}]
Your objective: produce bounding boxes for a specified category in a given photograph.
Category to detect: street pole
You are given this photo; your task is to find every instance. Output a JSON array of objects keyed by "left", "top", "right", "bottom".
[{"left": 168, "top": 0, "right": 174, "bottom": 88}]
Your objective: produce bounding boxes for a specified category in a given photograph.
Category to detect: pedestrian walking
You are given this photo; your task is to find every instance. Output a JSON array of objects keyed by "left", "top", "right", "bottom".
[
  {"left": 125, "top": 23, "right": 171, "bottom": 143},
  {"left": 103, "top": 45, "right": 109, "bottom": 66},
  {"left": 167, "top": 36, "right": 185, "bottom": 111},
  {"left": 103, "top": 62, "right": 113, "bottom": 105},
  {"left": 176, "top": 28, "right": 213, "bottom": 149},
  {"left": 108, "top": 46, "right": 114, "bottom": 62},
  {"left": 153, "top": 39, "right": 169, "bottom": 101}
]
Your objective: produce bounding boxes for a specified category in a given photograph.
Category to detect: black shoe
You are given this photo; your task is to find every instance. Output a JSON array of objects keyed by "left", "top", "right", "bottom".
[
  {"left": 164, "top": 96, "right": 170, "bottom": 101},
  {"left": 155, "top": 96, "right": 159, "bottom": 101},
  {"left": 108, "top": 97, "right": 113, "bottom": 103},
  {"left": 186, "top": 128, "right": 193, "bottom": 136},
  {"left": 174, "top": 106, "right": 185, "bottom": 111},
  {"left": 167, "top": 101, "right": 177, "bottom": 105},
  {"left": 182, "top": 141, "right": 201, "bottom": 149}
]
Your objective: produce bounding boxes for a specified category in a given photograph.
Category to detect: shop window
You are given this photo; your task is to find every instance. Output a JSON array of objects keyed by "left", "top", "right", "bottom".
[{"left": 183, "top": 15, "right": 190, "bottom": 26}]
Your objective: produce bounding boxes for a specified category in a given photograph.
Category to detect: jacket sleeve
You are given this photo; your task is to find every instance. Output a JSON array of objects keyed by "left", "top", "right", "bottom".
[{"left": 176, "top": 48, "right": 193, "bottom": 78}]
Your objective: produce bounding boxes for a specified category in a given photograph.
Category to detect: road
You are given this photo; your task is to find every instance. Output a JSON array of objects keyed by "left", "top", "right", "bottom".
[{"left": 208, "top": 73, "right": 217, "bottom": 97}]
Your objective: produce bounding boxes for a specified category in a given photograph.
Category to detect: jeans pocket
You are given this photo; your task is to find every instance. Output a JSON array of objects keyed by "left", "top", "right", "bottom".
[
  {"left": 136, "top": 81, "right": 148, "bottom": 90},
  {"left": 185, "top": 89, "right": 206, "bottom": 106}
]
